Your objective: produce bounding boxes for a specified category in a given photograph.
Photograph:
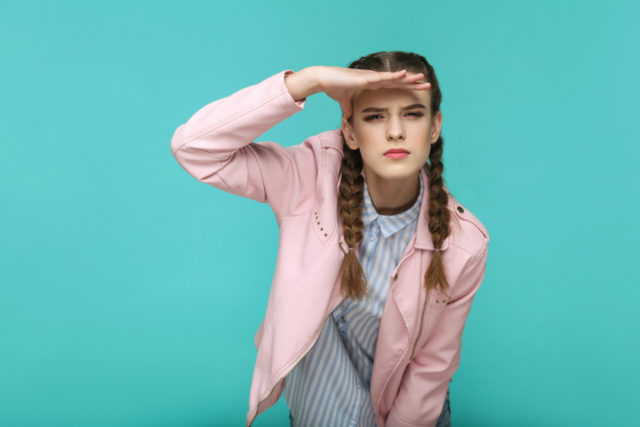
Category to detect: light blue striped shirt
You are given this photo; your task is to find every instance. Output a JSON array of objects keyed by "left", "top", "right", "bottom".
[{"left": 284, "top": 170, "right": 424, "bottom": 427}]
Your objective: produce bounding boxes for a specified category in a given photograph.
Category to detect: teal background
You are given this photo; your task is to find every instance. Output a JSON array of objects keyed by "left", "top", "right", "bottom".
[{"left": 1, "top": 0, "right": 638, "bottom": 426}]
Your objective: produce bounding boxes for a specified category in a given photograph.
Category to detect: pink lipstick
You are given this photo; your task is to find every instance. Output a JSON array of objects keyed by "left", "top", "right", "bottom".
[{"left": 384, "top": 148, "right": 409, "bottom": 159}]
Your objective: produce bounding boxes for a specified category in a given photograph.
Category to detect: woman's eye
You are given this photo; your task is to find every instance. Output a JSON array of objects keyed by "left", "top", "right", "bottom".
[{"left": 364, "top": 112, "right": 423, "bottom": 121}]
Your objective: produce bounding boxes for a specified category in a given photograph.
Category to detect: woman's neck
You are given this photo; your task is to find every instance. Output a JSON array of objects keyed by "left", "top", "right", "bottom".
[{"left": 364, "top": 169, "right": 421, "bottom": 216}]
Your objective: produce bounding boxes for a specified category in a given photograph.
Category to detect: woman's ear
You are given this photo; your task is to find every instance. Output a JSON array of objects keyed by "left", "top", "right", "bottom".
[
  {"left": 430, "top": 110, "right": 443, "bottom": 144},
  {"left": 341, "top": 118, "right": 359, "bottom": 150}
]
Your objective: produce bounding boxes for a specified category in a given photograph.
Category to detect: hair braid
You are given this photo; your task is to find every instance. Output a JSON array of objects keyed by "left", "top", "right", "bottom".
[
  {"left": 337, "top": 143, "right": 370, "bottom": 300},
  {"left": 424, "top": 136, "right": 452, "bottom": 295}
]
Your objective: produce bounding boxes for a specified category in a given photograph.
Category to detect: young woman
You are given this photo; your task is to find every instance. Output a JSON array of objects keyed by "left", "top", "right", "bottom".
[{"left": 170, "top": 51, "right": 490, "bottom": 427}]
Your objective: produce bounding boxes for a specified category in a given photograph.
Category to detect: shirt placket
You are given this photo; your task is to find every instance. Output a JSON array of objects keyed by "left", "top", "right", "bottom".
[{"left": 369, "top": 221, "right": 380, "bottom": 242}]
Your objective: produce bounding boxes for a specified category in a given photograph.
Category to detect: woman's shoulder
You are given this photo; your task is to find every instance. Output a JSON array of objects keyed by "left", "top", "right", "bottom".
[
  {"left": 281, "top": 128, "right": 343, "bottom": 162},
  {"left": 304, "top": 128, "right": 345, "bottom": 176},
  {"left": 446, "top": 192, "right": 490, "bottom": 259},
  {"left": 316, "top": 128, "right": 344, "bottom": 150}
]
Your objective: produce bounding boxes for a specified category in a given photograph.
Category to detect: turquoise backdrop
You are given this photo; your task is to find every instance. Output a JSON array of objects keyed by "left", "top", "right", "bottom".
[{"left": 1, "top": 1, "right": 638, "bottom": 426}]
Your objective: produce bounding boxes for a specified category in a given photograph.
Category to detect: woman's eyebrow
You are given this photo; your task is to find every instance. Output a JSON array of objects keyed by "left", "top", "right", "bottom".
[{"left": 361, "top": 103, "right": 426, "bottom": 113}]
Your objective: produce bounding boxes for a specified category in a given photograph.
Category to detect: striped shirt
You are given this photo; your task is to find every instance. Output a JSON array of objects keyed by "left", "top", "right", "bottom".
[{"left": 284, "top": 170, "right": 424, "bottom": 427}]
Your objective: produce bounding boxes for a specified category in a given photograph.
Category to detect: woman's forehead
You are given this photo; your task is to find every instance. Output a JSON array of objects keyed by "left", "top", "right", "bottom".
[{"left": 353, "top": 87, "right": 430, "bottom": 109}]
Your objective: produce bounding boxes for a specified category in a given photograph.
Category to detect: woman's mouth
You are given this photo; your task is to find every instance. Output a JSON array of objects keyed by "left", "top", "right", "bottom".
[
  {"left": 384, "top": 153, "right": 409, "bottom": 159},
  {"left": 384, "top": 151, "right": 409, "bottom": 159}
]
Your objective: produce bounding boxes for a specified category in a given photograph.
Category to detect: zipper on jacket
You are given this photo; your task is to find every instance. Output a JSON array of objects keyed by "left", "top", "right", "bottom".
[
  {"left": 248, "top": 295, "right": 346, "bottom": 426},
  {"left": 410, "top": 288, "right": 429, "bottom": 360}
]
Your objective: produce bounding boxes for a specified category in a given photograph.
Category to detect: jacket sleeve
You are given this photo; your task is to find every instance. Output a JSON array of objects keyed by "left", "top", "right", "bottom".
[
  {"left": 170, "top": 69, "right": 317, "bottom": 219},
  {"left": 386, "top": 240, "right": 489, "bottom": 427}
]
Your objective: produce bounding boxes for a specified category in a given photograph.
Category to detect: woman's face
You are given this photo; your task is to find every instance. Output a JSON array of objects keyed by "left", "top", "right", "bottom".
[{"left": 341, "top": 75, "right": 442, "bottom": 183}]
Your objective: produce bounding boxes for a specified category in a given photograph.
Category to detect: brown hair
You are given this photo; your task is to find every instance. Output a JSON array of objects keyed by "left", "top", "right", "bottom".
[{"left": 338, "top": 50, "right": 451, "bottom": 300}]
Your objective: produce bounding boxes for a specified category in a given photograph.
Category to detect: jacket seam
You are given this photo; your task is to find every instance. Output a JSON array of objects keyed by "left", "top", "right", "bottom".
[
  {"left": 277, "top": 139, "right": 324, "bottom": 221},
  {"left": 260, "top": 230, "right": 336, "bottom": 387},
  {"left": 277, "top": 211, "right": 309, "bottom": 219},
  {"left": 469, "top": 239, "right": 488, "bottom": 265},
  {"left": 446, "top": 240, "right": 475, "bottom": 258},
  {"left": 376, "top": 334, "right": 411, "bottom": 420},
  {"left": 390, "top": 410, "right": 431, "bottom": 426}
]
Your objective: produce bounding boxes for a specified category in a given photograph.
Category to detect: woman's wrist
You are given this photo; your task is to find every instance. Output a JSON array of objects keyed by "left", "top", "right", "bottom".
[{"left": 284, "top": 66, "right": 323, "bottom": 102}]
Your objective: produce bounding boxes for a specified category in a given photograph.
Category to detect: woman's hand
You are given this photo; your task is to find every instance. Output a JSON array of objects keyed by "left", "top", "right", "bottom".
[{"left": 317, "top": 66, "right": 431, "bottom": 120}]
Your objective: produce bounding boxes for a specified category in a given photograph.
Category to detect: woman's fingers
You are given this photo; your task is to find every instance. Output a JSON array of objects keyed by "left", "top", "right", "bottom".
[
  {"left": 383, "top": 70, "right": 423, "bottom": 81},
  {"left": 369, "top": 81, "right": 431, "bottom": 91},
  {"left": 366, "top": 70, "right": 429, "bottom": 89},
  {"left": 383, "top": 82, "right": 431, "bottom": 89},
  {"left": 376, "top": 70, "right": 409, "bottom": 82}
]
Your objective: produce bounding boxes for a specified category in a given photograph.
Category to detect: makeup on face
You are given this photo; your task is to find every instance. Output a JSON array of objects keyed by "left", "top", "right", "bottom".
[
  {"left": 361, "top": 103, "right": 427, "bottom": 114},
  {"left": 384, "top": 148, "right": 410, "bottom": 159}
]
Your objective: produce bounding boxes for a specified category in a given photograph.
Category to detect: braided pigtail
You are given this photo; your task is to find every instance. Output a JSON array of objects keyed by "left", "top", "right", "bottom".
[
  {"left": 423, "top": 136, "right": 452, "bottom": 295},
  {"left": 337, "top": 142, "right": 370, "bottom": 300}
]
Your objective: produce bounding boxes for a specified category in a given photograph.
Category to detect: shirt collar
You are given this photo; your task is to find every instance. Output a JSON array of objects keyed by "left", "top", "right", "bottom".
[{"left": 361, "top": 170, "right": 424, "bottom": 238}]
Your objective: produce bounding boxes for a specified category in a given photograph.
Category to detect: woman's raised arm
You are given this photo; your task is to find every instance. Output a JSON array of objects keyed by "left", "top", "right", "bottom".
[
  {"left": 170, "top": 66, "right": 430, "bottom": 219},
  {"left": 170, "top": 68, "right": 323, "bottom": 220}
]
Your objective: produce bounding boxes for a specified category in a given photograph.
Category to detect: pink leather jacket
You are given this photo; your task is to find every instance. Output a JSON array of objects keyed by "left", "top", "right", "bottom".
[{"left": 170, "top": 69, "right": 490, "bottom": 427}]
